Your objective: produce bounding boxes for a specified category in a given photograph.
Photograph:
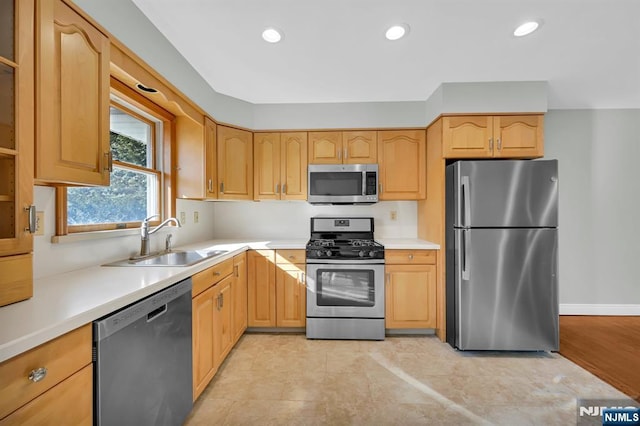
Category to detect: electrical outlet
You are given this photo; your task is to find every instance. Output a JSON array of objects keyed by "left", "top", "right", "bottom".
[
  {"left": 193, "top": 211, "right": 199, "bottom": 224},
  {"left": 390, "top": 210, "right": 398, "bottom": 221},
  {"left": 35, "top": 211, "right": 44, "bottom": 236},
  {"left": 179, "top": 211, "right": 186, "bottom": 225}
]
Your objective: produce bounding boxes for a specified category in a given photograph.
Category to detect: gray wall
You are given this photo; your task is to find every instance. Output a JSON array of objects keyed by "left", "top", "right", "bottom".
[{"left": 544, "top": 109, "right": 640, "bottom": 304}]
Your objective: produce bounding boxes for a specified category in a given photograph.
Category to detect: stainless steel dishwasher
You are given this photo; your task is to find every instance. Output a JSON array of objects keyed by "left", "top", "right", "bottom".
[{"left": 93, "top": 278, "right": 193, "bottom": 426}]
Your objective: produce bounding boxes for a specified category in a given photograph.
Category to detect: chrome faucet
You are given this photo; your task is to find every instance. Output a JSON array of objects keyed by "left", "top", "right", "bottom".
[{"left": 139, "top": 215, "right": 181, "bottom": 257}]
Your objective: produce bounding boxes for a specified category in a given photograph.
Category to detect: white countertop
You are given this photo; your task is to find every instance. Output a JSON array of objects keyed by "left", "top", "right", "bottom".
[
  {"left": 378, "top": 238, "right": 440, "bottom": 250},
  {"left": 0, "top": 237, "right": 437, "bottom": 362}
]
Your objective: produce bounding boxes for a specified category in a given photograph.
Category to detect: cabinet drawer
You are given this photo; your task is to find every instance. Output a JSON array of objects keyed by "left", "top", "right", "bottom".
[
  {"left": 275, "top": 250, "right": 306, "bottom": 265},
  {"left": 385, "top": 250, "right": 436, "bottom": 265},
  {"left": 0, "top": 364, "right": 93, "bottom": 425},
  {"left": 0, "top": 324, "right": 92, "bottom": 419},
  {"left": 192, "top": 258, "right": 234, "bottom": 297}
]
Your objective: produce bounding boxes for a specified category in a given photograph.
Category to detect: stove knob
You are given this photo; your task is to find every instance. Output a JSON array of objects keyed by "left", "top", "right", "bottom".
[
  {"left": 315, "top": 250, "right": 323, "bottom": 257},
  {"left": 358, "top": 250, "right": 366, "bottom": 257},
  {"left": 325, "top": 250, "right": 333, "bottom": 257},
  {"left": 369, "top": 251, "right": 376, "bottom": 258}
]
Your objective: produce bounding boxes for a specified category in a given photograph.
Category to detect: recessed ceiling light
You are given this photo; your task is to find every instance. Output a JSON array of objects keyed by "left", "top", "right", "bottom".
[
  {"left": 385, "top": 24, "right": 410, "bottom": 41},
  {"left": 262, "top": 27, "right": 283, "bottom": 43},
  {"left": 513, "top": 21, "right": 540, "bottom": 37}
]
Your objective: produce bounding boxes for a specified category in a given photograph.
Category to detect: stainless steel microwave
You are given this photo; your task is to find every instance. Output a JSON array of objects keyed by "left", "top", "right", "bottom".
[{"left": 307, "top": 164, "right": 378, "bottom": 204}]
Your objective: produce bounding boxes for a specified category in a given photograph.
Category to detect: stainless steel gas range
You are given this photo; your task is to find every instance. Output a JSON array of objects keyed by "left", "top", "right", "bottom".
[{"left": 305, "top": 217, "right": 385, "bottom": 340}]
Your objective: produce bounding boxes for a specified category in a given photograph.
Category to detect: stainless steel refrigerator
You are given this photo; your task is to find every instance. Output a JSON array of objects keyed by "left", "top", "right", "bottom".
[{"left": 446, "top": 160, "right": 559, "bottom": 351}]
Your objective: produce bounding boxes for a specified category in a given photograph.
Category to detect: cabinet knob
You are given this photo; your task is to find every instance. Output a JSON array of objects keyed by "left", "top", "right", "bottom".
[
  {"left": 497, "top": 138, "right": 502, "bottom": 150},
  {"left": 408, "top": 254, "right": 414, "bottom": 260},
  {"left": 213, "top": 271, "right": 221, "bottom": 276},
  {"left": 28, "top": 367, "right": 48, "bottom": 383},
  {"left": 489, "top": 138, "right": 494, "bottom": 151}
]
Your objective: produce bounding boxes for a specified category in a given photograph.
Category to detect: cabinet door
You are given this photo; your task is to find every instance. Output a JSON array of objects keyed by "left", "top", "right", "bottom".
[
  {"left": 281, "top": 132, "right": 308, "bottom": 200},
  {"left": 308, "top": 131, "right": 342, "bottom": 164},
  {"left": 36, "top": 0, "right": 110, "bottom": 185},
  {"left": 247, "top": 250, "right": 276, "bottom": 327},
  {"left": 343, "top": 131, "right": 377, "bottom": 164},
  {"left": 176, "top": 116, "right": 206, "bottom": 199},
  {"left": 442, "top": 116, "right": 493, "bottom": 159},
  {"left": 0, "top": 364, "right": 93, "bottom": 426},
  {"left": 0, "top": 0, "right": 34, "bottom": 259},
  {"left": 192, "top": 286, "right": 216, "bottom": 400},
  {"left": 204, "top": 117, "right": 217, "bottom": 198},
  {"left": 232, "top": 252, "right": 248, "bottom": 343},
  {"left": 254, "top": 133, "right": 281, "bottom": 200},
  {"left": 377, "top": 130, "right": 426, "bottom": 200},
  {"left": 217, "top": 125, "right": 253, "bottom": 200},
  {"left": 275, "top": 263, "right": 306, "bottom": 327},
  {"left": 493, "top": 115, "right": 544, "bottom": 158},
  {"left": 214, "top": 276, "right": 234, "bottom": 367},
  {"left": 385, "top": 264, "right": 436, "bottom": 329}
]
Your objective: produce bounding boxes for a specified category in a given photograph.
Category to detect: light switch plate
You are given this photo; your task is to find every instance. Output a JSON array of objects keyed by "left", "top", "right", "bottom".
[
  {"left": 35, "top": 211, "right": 44, "bottom": 236},
  {"left": 193, "top": 211, "right": 199, "bottom": 224},
  {"left": 179, "top": 211, "right": 186, "bottom": 225}
]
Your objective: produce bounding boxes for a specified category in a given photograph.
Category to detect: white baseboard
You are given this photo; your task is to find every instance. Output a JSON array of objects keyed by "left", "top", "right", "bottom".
[{"left": 560, "top": 304, "right": 640, "bottom": 315}]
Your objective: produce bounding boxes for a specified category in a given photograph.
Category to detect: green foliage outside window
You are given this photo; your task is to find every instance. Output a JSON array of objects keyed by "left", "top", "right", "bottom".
[{"left": 67, "top": 132, "right": 153, "bottom": 225}]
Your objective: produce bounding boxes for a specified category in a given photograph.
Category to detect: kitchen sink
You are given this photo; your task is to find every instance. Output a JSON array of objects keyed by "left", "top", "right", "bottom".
[{"left": 103, "top": 249, "right": 229, "bottom": 267}]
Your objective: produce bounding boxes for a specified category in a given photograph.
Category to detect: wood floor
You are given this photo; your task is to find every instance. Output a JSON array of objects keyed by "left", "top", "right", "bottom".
[{"left": 560, "top": 315, "right": 640, "bottom": 402}]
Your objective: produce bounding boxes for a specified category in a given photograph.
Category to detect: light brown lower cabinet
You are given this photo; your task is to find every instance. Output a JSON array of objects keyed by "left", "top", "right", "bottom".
[
  {"left": 232, "top": 252, "right": 248, "bottom": 342},
  {"left": 213, "top": 275, "right": 234, "bottom": 367},
  {"left": 275, "top": 263, "right": 306, "bottom": 327},
  {"left": 192, "top": 284, "right": 217, "bottom": 400},
  {"left": 0, "top": 365, "right": 93, "bottom": 426},
  {"left": 248, "top": 249, "right": 306, "bottom": 328},
  {"left": 385, "top": 250, "right": 437, "bottom": 329},
  {"left": 0, "top": 324, "right": 92, "bottom": 424},
  {"left": 191, "top": 254, "right": 247, "bottom": 401}
]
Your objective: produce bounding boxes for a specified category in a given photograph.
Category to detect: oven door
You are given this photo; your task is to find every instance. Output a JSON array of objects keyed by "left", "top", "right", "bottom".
[{"left": 306, "top": 261, "right": 384, "bottom": 318}]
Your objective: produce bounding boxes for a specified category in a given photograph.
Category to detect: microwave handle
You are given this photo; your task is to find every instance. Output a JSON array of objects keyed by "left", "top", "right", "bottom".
[{"left": 362, "top": 173, "right": 367, "bottom": 196}]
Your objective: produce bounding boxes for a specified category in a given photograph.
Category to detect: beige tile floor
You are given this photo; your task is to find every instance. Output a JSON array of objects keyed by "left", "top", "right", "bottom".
[{"left": 184, "top": 333, "right": 630, "bottom": 425}]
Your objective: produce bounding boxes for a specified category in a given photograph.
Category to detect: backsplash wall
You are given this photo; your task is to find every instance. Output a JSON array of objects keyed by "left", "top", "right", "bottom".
[{"left": 210, "top": 200, "right": 418, "bottom": 240}]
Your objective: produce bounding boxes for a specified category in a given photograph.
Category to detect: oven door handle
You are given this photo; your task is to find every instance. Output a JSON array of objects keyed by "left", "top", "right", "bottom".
[{"left": 305, "top": 259, "right": 385, "bottom": 265}]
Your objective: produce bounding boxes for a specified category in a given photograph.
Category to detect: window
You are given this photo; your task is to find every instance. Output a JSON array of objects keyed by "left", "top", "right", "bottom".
[{"left": 57, "top": 81, "right": 174, "bottom": 234}]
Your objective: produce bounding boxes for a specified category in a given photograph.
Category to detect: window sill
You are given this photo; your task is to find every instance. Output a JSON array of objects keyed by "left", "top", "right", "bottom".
[{"left": 51, "top": 228, "right": 140, "bottom": 244}]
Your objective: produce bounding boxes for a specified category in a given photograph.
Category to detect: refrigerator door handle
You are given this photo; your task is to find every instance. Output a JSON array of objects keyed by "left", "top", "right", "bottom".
[
  {"left": 462, "top": 229, "right": 470, "bottom": 280},
  {"left": 461, "top": 176, "right": 471, "bottom": 227}
]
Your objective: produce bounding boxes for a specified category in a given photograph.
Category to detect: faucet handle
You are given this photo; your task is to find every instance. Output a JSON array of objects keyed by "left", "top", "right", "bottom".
[
  {"left": 144, "top": 214, "right": 160, "bottom": 224},
  {"left": 165, "top": 234, "right": 173, "bottom": 252}
]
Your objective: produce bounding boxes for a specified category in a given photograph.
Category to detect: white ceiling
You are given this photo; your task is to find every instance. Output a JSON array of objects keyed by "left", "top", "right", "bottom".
[{"left": 131, "top": 0, "right": 640, "bottom": 109}]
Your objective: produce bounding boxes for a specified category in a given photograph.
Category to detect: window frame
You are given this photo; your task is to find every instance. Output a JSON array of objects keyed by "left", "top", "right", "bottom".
[{"left": 56, "top": 77, "right": 176, "bottom": 235}]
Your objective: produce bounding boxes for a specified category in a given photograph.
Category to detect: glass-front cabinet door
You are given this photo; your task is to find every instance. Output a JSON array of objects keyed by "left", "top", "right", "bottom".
[{"left": 0, "top": 0, "right": 34, "bottom": 257}]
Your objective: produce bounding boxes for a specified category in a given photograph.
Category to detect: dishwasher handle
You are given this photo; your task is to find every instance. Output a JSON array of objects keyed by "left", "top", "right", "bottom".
[{"left": 147, "top": 304, "right": 167, "bottom": 322}]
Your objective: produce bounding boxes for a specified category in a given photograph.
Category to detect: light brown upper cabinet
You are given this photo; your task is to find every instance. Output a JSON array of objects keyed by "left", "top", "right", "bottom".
[
  {"left": 0, "top": 0, "right": 34, "bottom": 306},
  {"left": 217, "top": 125, "right": 253, "bottom": 200},
  {"left": 442, "top": 115, "right": 544, "bottom": 159},
  {"left": 254, "top": 132, "right": 307, "bottom": 200},
  {"left": 176, "top": 116, "right": 218, "bottom": 200},
  {"left": 377, "top": 130, "right": 426, "bottom": 200},
  {"left": 36, "top": 0, "right": 111, "bottom": 185},
  {"left": 204, "top": 117, "right": 217, "bottom": 198},
  {"left": 308, "top": 131, "right": 376, "bottom": 164}
]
